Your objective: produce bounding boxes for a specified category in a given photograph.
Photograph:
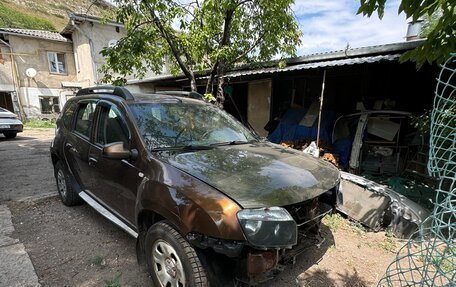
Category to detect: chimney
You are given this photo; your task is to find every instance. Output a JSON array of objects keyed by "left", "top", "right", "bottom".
[{"left": 406, "top": 20, "right": 424, "bottom": 41}]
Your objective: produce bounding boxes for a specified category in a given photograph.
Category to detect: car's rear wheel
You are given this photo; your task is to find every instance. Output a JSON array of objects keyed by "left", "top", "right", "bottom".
[
  {"left": 145, "top": 221, "right": 208, "bottom": 287},
  {"left": 54, "top": 161, "right": 83, "bottom": 206},
  {"left": 4, "top": 132, "right": 17, "bottom": 138}
]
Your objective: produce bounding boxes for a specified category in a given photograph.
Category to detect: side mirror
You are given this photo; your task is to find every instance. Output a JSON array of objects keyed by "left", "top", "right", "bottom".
[{"left": 102, "top": 142, "right": 138, "bottom": 160}]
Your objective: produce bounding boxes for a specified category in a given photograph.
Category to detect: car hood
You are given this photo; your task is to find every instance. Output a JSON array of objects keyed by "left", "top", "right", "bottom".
[{"left": 156, "top": 142, "right": 340, "bottom": 208}]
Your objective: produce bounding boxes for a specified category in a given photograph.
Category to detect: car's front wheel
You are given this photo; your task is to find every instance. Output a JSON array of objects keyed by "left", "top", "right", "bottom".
[{"left": 145, "top": 221, "right": 208, "bottom": 287}]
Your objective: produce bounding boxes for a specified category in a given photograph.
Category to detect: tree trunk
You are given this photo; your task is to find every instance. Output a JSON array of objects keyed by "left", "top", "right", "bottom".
[
  {"left": 216, "top": 62, "right": 225, "bottom": 108},
  {"left": 190, "top": 77, "right": 197, "bottom": 92},
  {"left": 205, "top": 64, "right": 218, "bottom": 96}
]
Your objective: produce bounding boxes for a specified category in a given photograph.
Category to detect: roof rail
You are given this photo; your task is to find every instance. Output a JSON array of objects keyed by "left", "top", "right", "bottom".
[
  {"left": 155, "top": 91, "right": 206, "bottom": 101},
  {"left": 75, "top": 85, "right": 134, "bottom": 100}
]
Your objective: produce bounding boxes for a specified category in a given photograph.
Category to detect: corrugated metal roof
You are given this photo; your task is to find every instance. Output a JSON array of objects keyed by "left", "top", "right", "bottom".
[
  {"left": 0, "top": 28, "right": 70, "bottom": 42},
  {"left": 218, "top": 54, "right": 401, "bottom": 78},
  {"left": 128, "top": 49, "right": 406, "bottom": 84},
  {"left": 286, "top": 40, "right": 423, "bottom": 65}
]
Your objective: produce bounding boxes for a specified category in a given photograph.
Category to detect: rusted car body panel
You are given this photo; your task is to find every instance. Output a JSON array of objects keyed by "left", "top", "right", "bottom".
[{"left": 338, "top": 171, "right": 430, "bottom": 238}]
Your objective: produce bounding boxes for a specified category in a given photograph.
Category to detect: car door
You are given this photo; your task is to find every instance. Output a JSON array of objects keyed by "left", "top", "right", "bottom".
[
  {"left": 87, "top": 101, "right": 142, "bottom": 225},
  {"left": 64, "top": 101, "right": 97, "bottom": 191}
]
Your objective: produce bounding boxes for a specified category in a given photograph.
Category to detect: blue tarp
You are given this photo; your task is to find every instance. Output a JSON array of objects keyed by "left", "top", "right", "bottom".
[{"left": 268, "top": 108, "right": 336, "bottom": 145}]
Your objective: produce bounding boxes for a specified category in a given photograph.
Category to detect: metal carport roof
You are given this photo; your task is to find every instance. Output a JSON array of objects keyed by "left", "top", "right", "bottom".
[{"left": 217, "top": 54, "right": 401, "bottom": 79}]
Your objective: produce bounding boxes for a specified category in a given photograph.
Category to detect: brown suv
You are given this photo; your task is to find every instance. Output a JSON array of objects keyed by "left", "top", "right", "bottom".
[{"left": 50, "top": 86, "right": 340, "bottom": 286}]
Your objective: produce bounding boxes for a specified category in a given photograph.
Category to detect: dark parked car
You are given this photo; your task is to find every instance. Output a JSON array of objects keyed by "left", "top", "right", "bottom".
[
  {"left": 0, "top": 107, "right": 23, "bottom": 138},
  {"left": 50, "top": 86, "right": 340, "bottom": 286}
]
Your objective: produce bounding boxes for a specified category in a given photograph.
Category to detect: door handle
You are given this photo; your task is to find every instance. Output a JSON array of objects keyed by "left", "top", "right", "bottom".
[
  {"left": 88, "top": 157, "right": 98, "bottom": 167},
  {"left": 66, "top": 143, "right": 79, "bottom": 155}
]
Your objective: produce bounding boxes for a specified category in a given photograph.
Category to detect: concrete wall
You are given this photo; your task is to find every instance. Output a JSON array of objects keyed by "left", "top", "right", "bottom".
[
  {"left": 8, "top": 36, "right": 77, "bottom": 89},
  {"left": 71, "top": 27, "right": 93, "bottom": 87},
  {"left": 0, "top": 45, "right": 15, "bottom": 92},
  {"left": 73, "top": 22, "right": 126, "bottom": 85},
  {"left": 248, "top": 79, "right": 271, "bottom": 137},
  {"left": 5, "top": 36, "right": 78, "bottom": 118}
]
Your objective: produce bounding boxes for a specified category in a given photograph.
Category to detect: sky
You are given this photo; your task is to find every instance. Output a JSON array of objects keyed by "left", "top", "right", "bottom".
[
  {"left": 293, "top": 0, "right": 409, "bottom": 55},
  {"left": 104, "top": 0, "right": 410, "bottom": 57}
]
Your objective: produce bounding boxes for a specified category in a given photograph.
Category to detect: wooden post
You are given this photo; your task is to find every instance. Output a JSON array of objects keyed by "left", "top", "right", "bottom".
[{"left": 316, "top": 69, "right": 326, "bottom": 147}]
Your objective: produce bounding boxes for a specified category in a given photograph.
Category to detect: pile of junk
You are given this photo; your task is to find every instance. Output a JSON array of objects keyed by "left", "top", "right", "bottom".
[{"left": 265, "top": 99, "right": 434, "bottom": 238}]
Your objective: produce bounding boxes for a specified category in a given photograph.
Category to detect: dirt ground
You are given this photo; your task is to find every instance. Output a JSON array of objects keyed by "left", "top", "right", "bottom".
[{"left": 3, "top": 128, "right": 400, "bottom": 286}]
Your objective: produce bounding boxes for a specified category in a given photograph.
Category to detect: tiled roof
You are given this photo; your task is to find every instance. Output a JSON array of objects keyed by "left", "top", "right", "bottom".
[{"left": 0, "top": 28, "right": 70, "bottom": 42}]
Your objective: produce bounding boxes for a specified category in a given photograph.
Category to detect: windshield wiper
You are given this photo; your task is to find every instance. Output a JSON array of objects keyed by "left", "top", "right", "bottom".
[
  {"left": 210, "top": 139, "right": 258, "bottom": 147},
  {"left": 150, "top": 144, "right": 214, "bottom": 152}
]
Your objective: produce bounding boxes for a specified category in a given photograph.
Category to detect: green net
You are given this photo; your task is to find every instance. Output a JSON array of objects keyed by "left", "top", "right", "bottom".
[{"left": 379, "top": 54, "right": 455, "bottom": 286}]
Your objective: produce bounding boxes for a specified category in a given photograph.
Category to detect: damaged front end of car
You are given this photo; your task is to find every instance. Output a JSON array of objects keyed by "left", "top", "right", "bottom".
[{"left": 186, "top": 186, "right": 339, "bottom": 285}]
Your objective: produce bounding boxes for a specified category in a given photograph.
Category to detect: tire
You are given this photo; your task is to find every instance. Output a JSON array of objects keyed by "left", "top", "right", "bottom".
[
  {"left": 54, "top": 161, "right": 83, "bottom": 206},
  {"left": 4, "top": 132, "right": 17, "bottom": 138},
  {"left": 145, "top": 221, "right": 208, "bottom": 287}
]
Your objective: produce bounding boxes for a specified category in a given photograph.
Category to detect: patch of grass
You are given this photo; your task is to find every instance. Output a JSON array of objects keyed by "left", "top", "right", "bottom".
[
  {"left": 323, "top": 213, "right": 344, "bottom": 232},
  {"left": 104, "top": 273, "right": 122, "bottom": 287},
  {"left": 0, "top": 2, "right": 56, "bottom": 31},
  {"left": 438, "top": 258, "right": 455, "bottom": 273},
  {"left": 381, "top": 231, "right": 397, "bottom": 253},
  {"left": 349, "top": 221, "right": 366, "bottom": 236},
  {"left": 92, "top": 255, "right": 106, "bottom": 268},
  {"left": 24, "top": 119, "right": 56, "bottom": 129}
]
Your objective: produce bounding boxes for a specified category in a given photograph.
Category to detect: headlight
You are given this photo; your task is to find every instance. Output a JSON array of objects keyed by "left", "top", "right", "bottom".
[{"left": 237, "top": 207, "right": 297, "bottom": 248}]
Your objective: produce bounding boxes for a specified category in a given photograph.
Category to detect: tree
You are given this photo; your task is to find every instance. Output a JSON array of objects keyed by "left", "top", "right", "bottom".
[
  {"left": 357, "top": 0, "right": 455, "bottom": 68},
  {"left": 100, "top": 0, "right": 301, "bottom": 106}
]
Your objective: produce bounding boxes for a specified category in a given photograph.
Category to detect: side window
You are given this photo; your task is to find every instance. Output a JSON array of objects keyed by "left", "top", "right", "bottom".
[
  {"left": 74, "top": 102, "right": 96, "bottom": 138},
  {"left": 62, "top": 101, "right": 77, "bottom": 129},
  {"left": 96, "top": 106, "right": 129, "bottom": 146}
]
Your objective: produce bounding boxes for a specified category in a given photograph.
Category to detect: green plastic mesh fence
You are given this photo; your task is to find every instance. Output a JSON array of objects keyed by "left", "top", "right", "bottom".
[{"left": 379, "top": 54, "right": 455, "bottom": 286}]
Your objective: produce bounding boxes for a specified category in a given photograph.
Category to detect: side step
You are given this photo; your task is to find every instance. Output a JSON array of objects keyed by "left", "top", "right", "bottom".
[{"left": 79, "top": 191, "right": 138, "bottom": 238}]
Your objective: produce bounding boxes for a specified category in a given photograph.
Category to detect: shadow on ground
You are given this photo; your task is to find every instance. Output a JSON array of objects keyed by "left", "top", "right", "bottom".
[
  {"left": 296, "top": 268, "right": 371, "bottom": 287},
  {"left": 0, "top": 135, "right": 37, "bottom": 141}
]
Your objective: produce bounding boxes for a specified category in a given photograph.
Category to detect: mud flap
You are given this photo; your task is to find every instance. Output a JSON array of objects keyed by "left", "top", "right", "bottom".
[{"left": 136, "top": 231, "right": 146, "bottom": 265}]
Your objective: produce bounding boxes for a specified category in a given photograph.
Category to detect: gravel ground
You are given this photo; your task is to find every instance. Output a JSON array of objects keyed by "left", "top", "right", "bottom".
[
  {"left": 3, "top": 128, "right": 399, "bottom": 286},
  {"left": 0, "top": 128, "right": 55, "bottom": 201}
]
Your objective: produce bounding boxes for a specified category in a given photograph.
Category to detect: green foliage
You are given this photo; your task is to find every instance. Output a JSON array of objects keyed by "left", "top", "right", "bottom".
[
  {"left": 0, "top": 2, "right": 56, "bottom": 31},
  {"left": 92, "top": 255, "right": 106, "bottom": 268},
  {"left": 421, "top": 9, "right": 442, "bottom": 37},
  {"left": 381, "top": 231, "right": 397, "bottom": 253},
  {"left": 24, "top": 119, "right": 56, "bottom": 129},
  {"left": 349, "top": 221, "right": 366, "bottom": 235},
  {"left": 357, "top": 0, "right": 455, "bottom": 68},
  {"left": 100, "top": 0, "right": 302, "bottom": 96},
  {"left": 204, "top": 93, "right": 216, "bottom": 103},
  {"left": 104, "top": 274, "right": 122, "bottom": 287},
  {"left": 324, "top": 213, "right": 344, "bottom": 232},
  {"left": 411, "top": 110, "right": 431, "bottom": 135}
]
